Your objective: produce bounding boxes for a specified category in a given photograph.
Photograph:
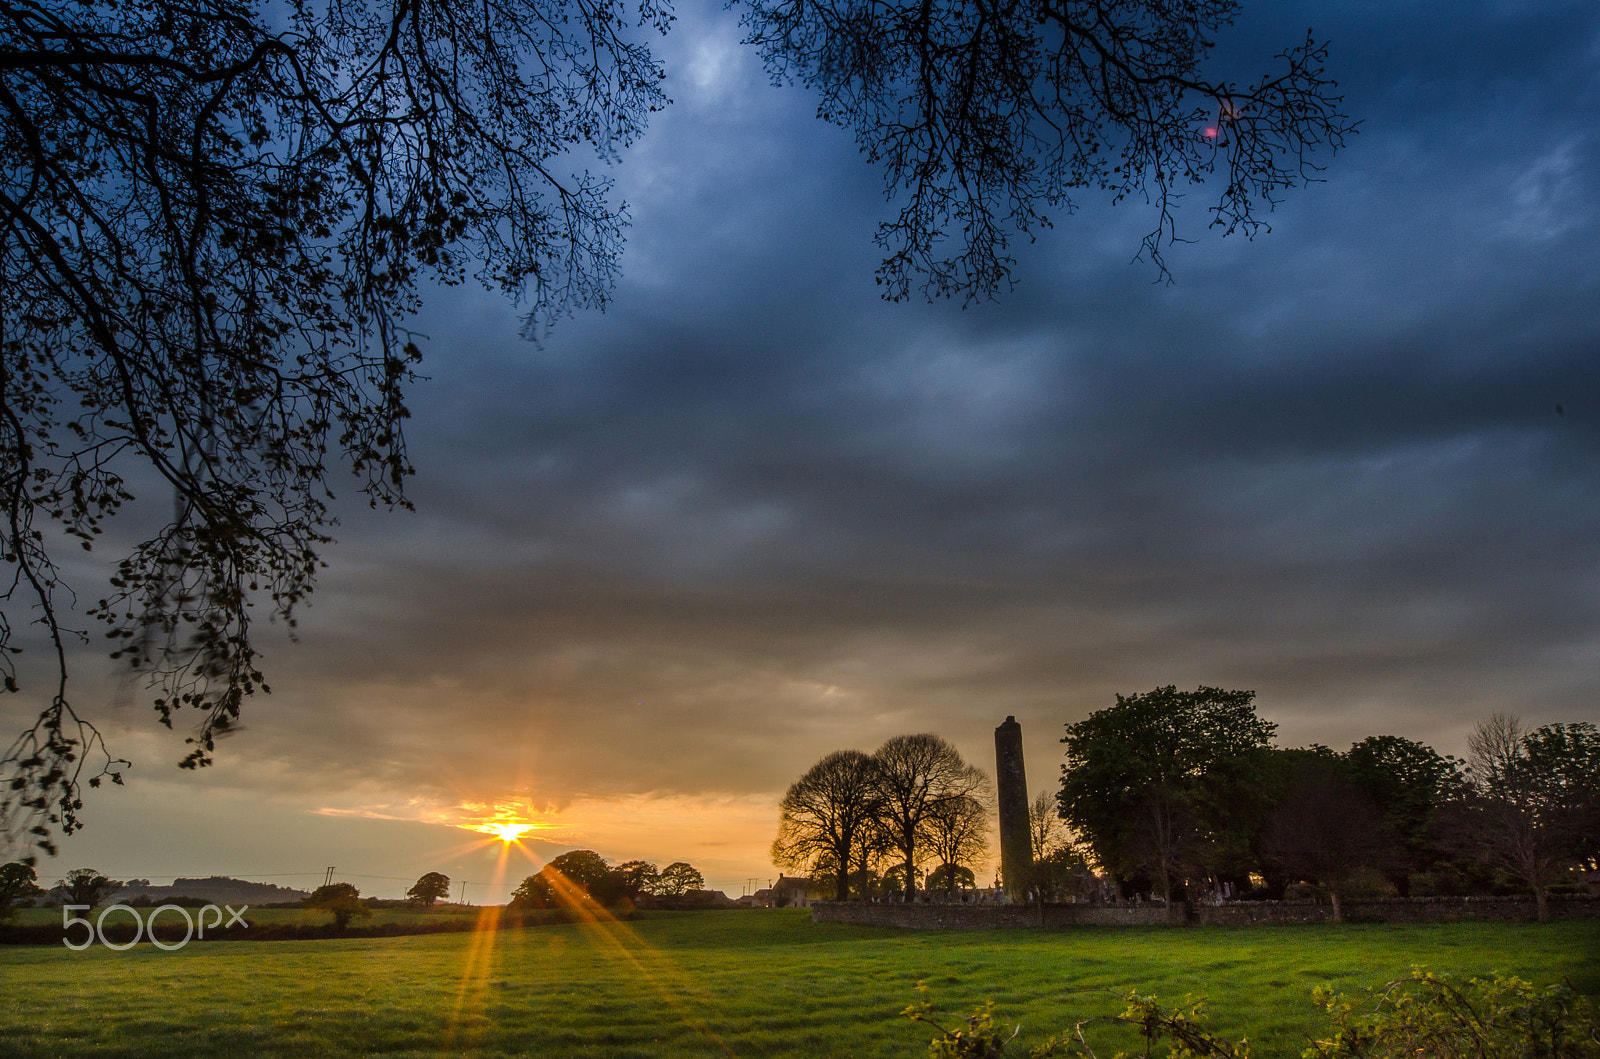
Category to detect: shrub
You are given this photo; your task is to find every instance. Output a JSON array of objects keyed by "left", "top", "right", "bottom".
[
  {"left": 909, "top": 969, "right": 1599, "bottom": 1058},
  {"left": 1306, "top": 969, "right": 1599, "bottom": 1059}
]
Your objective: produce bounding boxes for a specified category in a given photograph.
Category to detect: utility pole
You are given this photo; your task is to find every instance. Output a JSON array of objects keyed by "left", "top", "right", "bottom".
[
  {"left": 458, "top": 880, "right": 467, "bottom": 906},
  {"left": 323, "top": 866, "right": 336, "bottom": 888}
]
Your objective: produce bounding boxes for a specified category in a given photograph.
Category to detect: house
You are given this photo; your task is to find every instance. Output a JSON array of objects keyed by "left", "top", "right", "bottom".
[{"left": 745, "top": 874, "right": 816, "bottom": 908}]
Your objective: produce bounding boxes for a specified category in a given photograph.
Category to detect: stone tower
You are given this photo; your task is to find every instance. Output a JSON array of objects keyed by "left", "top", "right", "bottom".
[{"left": 994, "top": 715, "right": 1032, "bottom": 900}]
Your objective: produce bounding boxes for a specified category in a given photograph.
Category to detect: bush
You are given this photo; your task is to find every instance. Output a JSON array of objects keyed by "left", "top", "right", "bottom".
[
  {"left": 304, "top": 883, "right": 371, "bottom": 931},
  {"left": 909, "top": 969, "right": 1600, "bottom": 1058},
  {"left": 1306, "top": 969, "right": 1599, "bottom": 1059}
]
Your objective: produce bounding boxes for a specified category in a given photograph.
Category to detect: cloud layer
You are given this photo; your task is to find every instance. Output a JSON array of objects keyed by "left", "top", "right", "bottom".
[{"left": 25, "top": 0, "right": 1600, "bottom": 896}]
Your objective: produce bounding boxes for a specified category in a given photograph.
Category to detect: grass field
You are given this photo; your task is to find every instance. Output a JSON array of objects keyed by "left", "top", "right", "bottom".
[{"left": 1, "top": 910, "right": 1595, "bottom": 1057}]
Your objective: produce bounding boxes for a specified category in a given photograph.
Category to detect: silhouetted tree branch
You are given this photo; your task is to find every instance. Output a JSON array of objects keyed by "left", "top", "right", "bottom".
[
  {"left": 1447, "top": 715, "right": 1600, "bottom": 921},
  {"left": 0, "top": 0, "right": 668, "bottom": 859},
  {"left": 772, "top": 748, "right": 883, "bottom": 901},
  {"left": 739, "top": 0, "right": 1356, "bottom": 300}
]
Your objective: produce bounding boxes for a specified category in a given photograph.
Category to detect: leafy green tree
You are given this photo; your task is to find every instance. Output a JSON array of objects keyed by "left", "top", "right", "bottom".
[
  {"left": 609, "top": 860, "right": 660, "bottom": 902},
  {"left": 510, "top": 849, "right": 616, "bottom": 909},
  {"left": 305, "top": 882, "right": 360, "bottom": 905},
  {"left": 1521, "top": 723, "right": 1600, "bottom": 874},
  {"left": 656, "top": 862, "right": 705, "bottom": 896},
  {"left": 771, "top": 749, "right": 884, "bottom": 901},
  {"left": 59, "top": 867, "right": 122, "bottom": 908},
  {"left": 1058, "top": 686, "right": 1276, "bottom": 912},
  {"left": 508, "top": 874, "right": 554, "bottom": 911},
  {"left": 0, "top": 860, "right": 42, "bottom": 921},
  {"left": 1343, "top": 735, "right": 1462, "bottom": 895},
  {"left": 306, "top": 882, "right": 369, "bottom": 930},
  {"left": 405, "top": 872, "right": 451, "bottom": 908},
  {"left": 547, "top": 850, "right": 613, "bottom": 894}
]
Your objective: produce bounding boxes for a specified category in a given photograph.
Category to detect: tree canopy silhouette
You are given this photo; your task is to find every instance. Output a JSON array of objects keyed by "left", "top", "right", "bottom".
[
  {"left": 1448, "top": 714, "right": 1600, "bottom": 921},
  {"left": 1, "top": 0, "right": 1350, "bottom": 858},
  {"left": 869, "top": 732, "right": 990, "bottom": 899},
  {"left": 405, "top": 871, "right": 452, "bottom": 908},
  {"left": 0, "top": 0, "right": 669, "bottom": 856},
  {"left": 771, "top": 748, "right": 884, "bottom": 901},
  {"left": 739, "top": 0, "right": 1355, "bottom": 300}
]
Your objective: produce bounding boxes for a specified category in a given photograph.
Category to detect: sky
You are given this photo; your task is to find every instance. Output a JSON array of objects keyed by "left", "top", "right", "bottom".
[{"left": 8, "top": 0, "right": 1600, "bottom": 902}]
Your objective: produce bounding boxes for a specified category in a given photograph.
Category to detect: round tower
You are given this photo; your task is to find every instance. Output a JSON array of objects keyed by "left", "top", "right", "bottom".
[{"left": 994, "top": 715, "right": 1032, "bottom": 900}]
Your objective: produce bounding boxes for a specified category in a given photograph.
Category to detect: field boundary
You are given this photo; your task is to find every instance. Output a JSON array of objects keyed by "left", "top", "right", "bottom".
[{"left": 811, "top": 894, "right": 1600, "bottom": 929}]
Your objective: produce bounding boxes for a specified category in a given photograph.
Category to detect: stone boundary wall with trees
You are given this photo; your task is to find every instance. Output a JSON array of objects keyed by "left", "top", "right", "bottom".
[{"left": 811, "top": 894, "right": 1600, "bottom": 930}]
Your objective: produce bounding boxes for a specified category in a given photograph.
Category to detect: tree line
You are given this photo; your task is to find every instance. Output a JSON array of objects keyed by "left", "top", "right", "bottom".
[
  {"left": 508, "top": 851, "right": 705, "bottom": 910},
  {"left": 1054, "top": 686, "right": 1599, "bottom": 920},
  {"left": 769, "top": 689, "right": 1599, "bottom": 920},
  {"left": 770, "top": 733, "right": 993, "bottom": 902}
]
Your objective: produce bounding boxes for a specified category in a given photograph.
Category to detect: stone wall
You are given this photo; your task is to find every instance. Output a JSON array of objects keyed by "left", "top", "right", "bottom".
[
  {"left": 811, "top": 901, "right": 1168, "bottom": 929},
  {"left": 811, "top": 894, "right": 1600, "bottom": 930},
  {"left": 1192, "top": 894, "right": 1600, "bottom": 925}
]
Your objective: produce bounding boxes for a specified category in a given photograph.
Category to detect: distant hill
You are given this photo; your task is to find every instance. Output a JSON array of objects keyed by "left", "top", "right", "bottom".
[{"left": 112, "top": 877, "right": 311, "bottom": 905}]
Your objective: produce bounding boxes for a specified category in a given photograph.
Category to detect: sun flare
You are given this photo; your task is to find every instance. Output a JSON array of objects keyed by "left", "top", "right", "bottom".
[
  {"left": 492, "top": 822, "right": 534, "bottom": 842},
  {"left": 465, "top": 820, "right": 537, "bottom": 843}
]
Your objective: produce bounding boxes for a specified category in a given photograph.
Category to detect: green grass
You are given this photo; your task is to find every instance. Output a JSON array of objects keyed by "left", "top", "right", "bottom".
[{"left": 0, "top": 910, "right": 1594, "bottom": 1057}]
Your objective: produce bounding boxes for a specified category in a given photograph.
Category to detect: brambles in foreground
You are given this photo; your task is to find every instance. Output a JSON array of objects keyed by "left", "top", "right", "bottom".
[
  {"left": 1306, "top": 970, "right": 1600, "bottom": 1059},
  {"left": 909, "top": 969, "right": 1600, "bottom": 1058}
]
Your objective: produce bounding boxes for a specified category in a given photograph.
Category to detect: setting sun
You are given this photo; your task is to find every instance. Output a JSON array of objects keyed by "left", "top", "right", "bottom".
[
  {"left": 466, "top": 820, "right": 537, "bottom": 843},
  {"left": 492, "top": 822, "right": 534, "bottom": 842}
]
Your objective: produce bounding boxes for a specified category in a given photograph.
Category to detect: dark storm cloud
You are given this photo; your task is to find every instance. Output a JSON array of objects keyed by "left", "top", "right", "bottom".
[{"left": 174, "top": 0, "right": 1600, "bottom": 820}]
